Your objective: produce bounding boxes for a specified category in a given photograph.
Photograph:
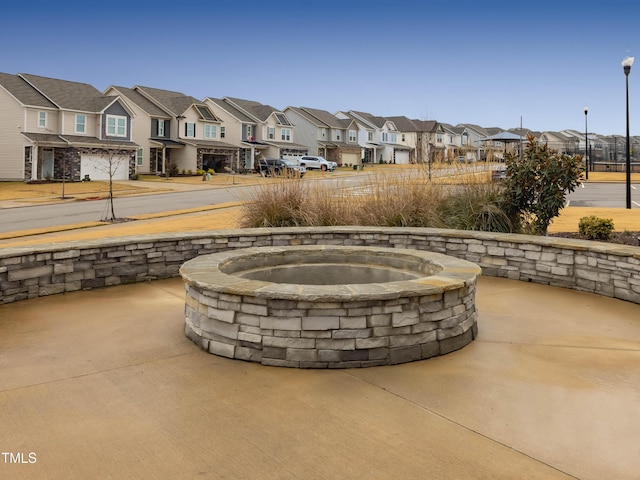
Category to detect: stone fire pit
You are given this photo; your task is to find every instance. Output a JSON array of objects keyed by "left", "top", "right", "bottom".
[{"left": 180, "top": 245, "right": 481, "bottom": 368}]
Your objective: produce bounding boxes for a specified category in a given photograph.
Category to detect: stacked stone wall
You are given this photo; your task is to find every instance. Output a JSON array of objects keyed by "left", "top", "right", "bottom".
[{"left": 1, "top": 227, "right": 639, "bottom": 306}]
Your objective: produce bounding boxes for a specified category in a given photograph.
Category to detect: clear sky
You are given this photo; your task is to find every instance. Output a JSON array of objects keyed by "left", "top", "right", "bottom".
[{"left": 2, "top": 0, "right": 639, "bottom": 135}]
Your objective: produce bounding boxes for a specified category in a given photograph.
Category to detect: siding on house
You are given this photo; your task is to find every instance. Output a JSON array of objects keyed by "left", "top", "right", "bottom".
[{"left": 0, "top": 86, "right": 25, "bottom": 179}]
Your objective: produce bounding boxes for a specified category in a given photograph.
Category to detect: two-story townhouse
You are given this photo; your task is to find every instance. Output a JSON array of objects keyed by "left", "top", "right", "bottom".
[
  {"left": 385, "top": 116, "right": 419, "bottom": 164},
  {"left": 440, "top": 123, "right": 467, "bottom": 161},
  {"left": 103, "top": 85, "right": 174, "bottom": 175},
  {"left": 411, "top": 120, "right": 446, "bottom": 164},
  {"left": 0, "top": 72, "right": 137, "bottom": 181},
  {"left": 284, "top": 107, "right": 361, "bottom": 166},
  {"left": 343, "top": 111, "right": 409, "bottom": 164},
  {"left": 457, "top": 124, "right": 494, "bottom": 161},
  {"left": 222, "top": 98, "right": 307, "bottom": 166},
  {"left": 204, "top": 97, "right": 264, "bottom": 172},
  {"left": 132, "top": 86, "right": 238, "bottom": 174}
]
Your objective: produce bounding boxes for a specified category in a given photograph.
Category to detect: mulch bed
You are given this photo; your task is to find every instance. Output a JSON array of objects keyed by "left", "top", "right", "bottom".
[{"left": 549, "top": 231, "right": 640, "bottom": 246}]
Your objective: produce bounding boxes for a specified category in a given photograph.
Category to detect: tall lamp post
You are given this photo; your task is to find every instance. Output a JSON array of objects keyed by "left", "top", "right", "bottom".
[
  {"left": 622, "top": 56, "right": 634, "bottom": 209},
  {"left": 584, "top": 106, "right": 589, "bottom": 180}
]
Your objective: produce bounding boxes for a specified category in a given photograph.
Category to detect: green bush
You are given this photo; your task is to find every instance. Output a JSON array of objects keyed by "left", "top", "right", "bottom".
[{"left": 578, "top": 216, "right": 614, "bottom": 240}]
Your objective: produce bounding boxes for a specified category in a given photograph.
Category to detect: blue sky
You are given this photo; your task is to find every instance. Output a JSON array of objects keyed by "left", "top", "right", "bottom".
[{"left": 2, "top": 0, "right": 639, "bottom": 135}]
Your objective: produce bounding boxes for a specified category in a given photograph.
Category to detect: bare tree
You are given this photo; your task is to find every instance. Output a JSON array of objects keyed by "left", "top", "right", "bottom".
[{"left": 92, "top": 142, "right": 132, "bottom": 221}]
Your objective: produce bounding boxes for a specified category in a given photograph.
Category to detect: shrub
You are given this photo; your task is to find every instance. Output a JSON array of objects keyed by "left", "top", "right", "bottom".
[
  {"left": 578, "top": 216, "right": 614, "bottom": 240},
  {"left": 207, "top": 169, "right": 215, "bottom": 175}
]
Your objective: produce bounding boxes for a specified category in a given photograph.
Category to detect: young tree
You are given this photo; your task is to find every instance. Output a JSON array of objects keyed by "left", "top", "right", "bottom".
[
  {"left": 94, "top": 144, "right": 131, "bottom": 221},
  {"left": 502, "top": 135, "right": 583, "bottom": 235}
]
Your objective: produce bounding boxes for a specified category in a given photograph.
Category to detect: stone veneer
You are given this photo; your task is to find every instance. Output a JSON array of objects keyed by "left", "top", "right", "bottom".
[
  {"left": 180, "top": 246, "right": 482, "bottom": 368},
  {"left": 1, "top": 227, "right": 639, "bottom": 309}
]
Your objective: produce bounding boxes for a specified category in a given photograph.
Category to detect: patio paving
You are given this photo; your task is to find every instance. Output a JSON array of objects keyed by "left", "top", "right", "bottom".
[{"left": 1, "top": 275, "right": 639, "bottom": 479}]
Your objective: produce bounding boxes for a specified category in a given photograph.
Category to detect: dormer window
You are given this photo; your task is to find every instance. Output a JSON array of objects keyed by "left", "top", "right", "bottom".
[
  {"left": 275, "top": 113, "right": 292, "bottom": 126},
  {"left": 195, "top": 105, "right": 216, "bottom": 121}
]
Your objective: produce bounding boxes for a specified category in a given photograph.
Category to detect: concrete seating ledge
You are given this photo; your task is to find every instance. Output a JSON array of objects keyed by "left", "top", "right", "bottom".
[{"left": 1, "top": 226, "right": 639, "bottom": 306}]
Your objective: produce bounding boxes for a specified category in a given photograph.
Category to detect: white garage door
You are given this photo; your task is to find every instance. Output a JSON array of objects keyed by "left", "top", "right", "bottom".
[
  {"left": 341, "top": 153, "right": 360, "bottom": 165},
  {"left": 394, "top": 150, "right": 410, "bottom": 165},
  {"left": 81, "top": 155, "right": 129, "bottom": 181}
]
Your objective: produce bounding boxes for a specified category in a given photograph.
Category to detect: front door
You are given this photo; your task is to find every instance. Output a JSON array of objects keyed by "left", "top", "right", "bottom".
[{"left": 42, "top": 149, "right": 54, "bottom": 179}]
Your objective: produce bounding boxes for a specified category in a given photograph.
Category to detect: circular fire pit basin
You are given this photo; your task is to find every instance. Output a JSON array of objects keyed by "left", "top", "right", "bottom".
[{"left": 180, "top": 245, "right": 481, "bottom": 368}]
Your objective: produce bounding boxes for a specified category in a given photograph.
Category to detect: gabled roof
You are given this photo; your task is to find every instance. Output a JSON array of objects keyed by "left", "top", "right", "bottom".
[
  {"left": 135, "top": 86, "right": 202, "bottom": 117},
  {"left": 299, "top": 107, "right": 345, "bottom": 129},
  {"left": 458, "top": 124, "right": 491, "bottom": 137},
  {"left": 412, "top": 120, "right": 442, "bottom": 133},
  {"left": 108, "top": 86, "right": 171, "bottom": 118},
  {"left": 19, "top": 73, "right": 111, "bottom": 112},
  {"left": 440, "top": 123, "right": 466, "bottom": 135},
  {"left": 0, "top": 72, "right": 56, "bottom": 108},
  {"left": 349, "top": 110, "right": 388, "bottom": 129},
  {"left": 224, "top": 97, "right": 282, "bottom": 123},
  {"left": 206, "top": 97, "right": 256, "bottom": 124},
  {"left": 386, "top": 116, "right": 418, "bottom": 132}
]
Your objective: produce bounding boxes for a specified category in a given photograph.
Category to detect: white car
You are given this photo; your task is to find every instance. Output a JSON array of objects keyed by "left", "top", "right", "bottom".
[
  {"left": 299, "top": 156, "right": 337, "bottom": 171},
  {"left": 281, "top": 159, "right": 306, "bottom": 177}
]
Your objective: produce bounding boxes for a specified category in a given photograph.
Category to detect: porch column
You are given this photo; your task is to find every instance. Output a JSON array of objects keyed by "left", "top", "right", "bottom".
[
  {"left": 31, "top": 144, "right": 39, "bottom": 181},
  {"left": 162, "top": 147, "right": 166, "bottom": 174}
]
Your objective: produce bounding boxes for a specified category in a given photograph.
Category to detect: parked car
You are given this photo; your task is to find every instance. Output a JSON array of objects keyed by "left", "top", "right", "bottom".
[
  {"left": 491, "top": 168, "right": 507, "bottom": 182},
  {"left": 256, "top": 158, "right": 286, "bottom": 176},
  {"left": 298, "top": 156, "right": 337, "bottom": 171},
  {"left": 280, "top": 158, "right": 306, "bottom": 177}
]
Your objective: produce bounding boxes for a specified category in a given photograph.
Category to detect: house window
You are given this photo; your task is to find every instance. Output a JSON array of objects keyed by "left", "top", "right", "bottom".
[
  {"left": 390, "top": 133, "right": 397, "bottom": 143},
  {"left": 367, "top": 131, "right": 373, "bottom": 141},
  {"left": 349, "top": 130, "right": 357, "bottom": 142},
  {"left": 436, "top": 133, "right": 443, "bottom": 143},
  {"left": 75, "top": 115, "right": 86, "bottom": 133},
  {"left": 185, "top": 122, "right": 196, "bottom": 137},
  {"left": 38, "top": 111, "right": 47, "bottom": 128},
  {"left": 401, "top": 133, "right": 406, "bottom": 142},
  {"left": 281, "top": 128, "right": 291, "bottom": 141},
  {"left": 220, "top": 126, "right": 226, "bottom": 138},
  {"left": 335, "top": 131, "right": 341, "bottom": 141},
  {"left": 321, "top": 128, "right": 327, "bottom": 139},
  {"left": 268, "top": 127, "right": 275, "bottom": 140},
  {"left": 137, "top": 148, "right": 143, "bottom": 166},
  {"left": 204, "top": 124, "right": 217, "bottom": 139},
  {"left": 382, "top": 132, "right": 388, "bottom": 142},
  {"left": 158, "top": 120, "right": 165, "bottom": 137},
  {"left": 106, "top": 115, "right": 127, "bottom": 137},
  {"left": 274, "top": 113, "right": 291, "bottom": 125}
]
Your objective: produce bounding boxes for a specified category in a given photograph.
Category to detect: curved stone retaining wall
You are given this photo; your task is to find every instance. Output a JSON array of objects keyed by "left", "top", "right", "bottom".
[{"left": 1, "top": 227, "right": 639, "bottom": 307}]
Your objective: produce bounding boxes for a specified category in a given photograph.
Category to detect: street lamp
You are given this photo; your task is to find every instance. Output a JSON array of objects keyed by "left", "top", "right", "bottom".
[
  {"left": 622, "top": 55, "right": 634, "bottom": 209},
  {"left": 584, "top": 106, "right": 589, "bottom": 180}
]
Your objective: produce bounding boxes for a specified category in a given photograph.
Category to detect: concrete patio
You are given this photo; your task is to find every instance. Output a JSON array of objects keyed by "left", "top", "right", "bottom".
[{"left": 2, "top": 275, "right": 639, "bottom": 479}]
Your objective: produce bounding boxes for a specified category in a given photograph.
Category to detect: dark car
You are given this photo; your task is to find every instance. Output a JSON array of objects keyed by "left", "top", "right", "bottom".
[{"left": 256, "top": 158, "right": 286, "bottom": 176}]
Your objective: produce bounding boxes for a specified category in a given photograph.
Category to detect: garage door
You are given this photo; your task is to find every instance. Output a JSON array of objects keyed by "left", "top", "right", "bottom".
[
  {"left": 394, "top": 150, "right": 410, "bottom": 165},
  {"left": 81, "top": 155, "right": 129, "bottom": 181},
  {"left": 341, "top": 153, "right": 360, "bottom": 165}
]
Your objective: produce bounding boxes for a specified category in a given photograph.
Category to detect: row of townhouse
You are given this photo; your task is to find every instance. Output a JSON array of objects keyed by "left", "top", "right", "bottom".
[{"left": 2, "top": 72, "right": 637, "bottom": 182}]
